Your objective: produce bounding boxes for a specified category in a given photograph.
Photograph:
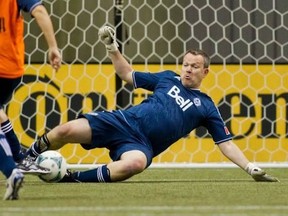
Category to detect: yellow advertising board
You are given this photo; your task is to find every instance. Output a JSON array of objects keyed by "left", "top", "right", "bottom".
[{"left": 7, "top": 64, "right": 288, "bottom": 164}]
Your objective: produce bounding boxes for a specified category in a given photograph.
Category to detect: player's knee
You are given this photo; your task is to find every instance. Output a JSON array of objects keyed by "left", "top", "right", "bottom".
[
  {"left": 53, "top": 124, "right": 72, "bottom": 139},
  {"left": 120, "top": 150, "right": 147, "bottom": 175},
  {"left": 118, "top": 158, "right": 146, "bottom": 178},
  {"left": 127, "top": 157, "right": 146, "bottom": 174}
]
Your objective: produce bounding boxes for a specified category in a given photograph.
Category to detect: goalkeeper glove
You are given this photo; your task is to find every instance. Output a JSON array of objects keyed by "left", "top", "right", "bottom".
[
  {"left": 245, "top": 162, "right": 279, "bottom": 182},
  {"left": 98, "top": 25, "right": 119, "bottom": 52}
]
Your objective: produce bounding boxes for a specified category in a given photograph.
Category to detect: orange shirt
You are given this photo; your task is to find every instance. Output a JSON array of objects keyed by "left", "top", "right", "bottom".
[{"left": 0, "top": 0, "right": 25, "bottom": 78}]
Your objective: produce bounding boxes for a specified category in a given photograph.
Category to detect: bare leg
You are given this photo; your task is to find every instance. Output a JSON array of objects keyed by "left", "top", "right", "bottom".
[
  {"left": 47, "top": 118, "right": 92, "bottom": 150},
  {"left": 107, "top": 150, "right": 147, "bottom": 181},
  {"left": 70, "top": 150, "right": 148, "bottom": 183}
]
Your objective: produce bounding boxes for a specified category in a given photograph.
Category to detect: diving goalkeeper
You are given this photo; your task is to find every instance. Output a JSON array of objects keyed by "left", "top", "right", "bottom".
[{"left": 25, "top": 26, "right": 278, "bottom": 183}]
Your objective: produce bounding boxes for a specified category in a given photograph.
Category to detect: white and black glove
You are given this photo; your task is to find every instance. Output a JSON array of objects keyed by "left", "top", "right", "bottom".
[
  {"left": 245, "top": 163, "right": 279, "bottom": 182},
  {"left": 98, "top": 25, "right": 119, "bottom": 52}
]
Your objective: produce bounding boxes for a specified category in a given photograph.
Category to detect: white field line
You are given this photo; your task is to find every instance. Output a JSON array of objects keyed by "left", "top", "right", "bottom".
[
  {"left": 1, "top": 205, "right": 288, "bottom": 212},
  {"left": 67, "top": 162, "right": 288, "bottom": 169}
]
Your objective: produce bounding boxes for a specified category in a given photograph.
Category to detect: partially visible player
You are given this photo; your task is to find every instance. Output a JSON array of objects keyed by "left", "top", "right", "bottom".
[
  {"left": 0, "top": 130, "right": 23, "bottom": 200},
  {"left": 25, "top": 26, "right": 278, "bottom": 183},
  {"left": 0, "top": 0, "right": 61, "bottom": 199}
]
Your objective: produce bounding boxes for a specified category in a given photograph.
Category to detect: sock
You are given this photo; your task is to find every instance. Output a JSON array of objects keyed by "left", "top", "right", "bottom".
[
  {"left": 75, "top": 165, "right": 111, "bottom": 182},
  {"left": 26, "top": 134, "right": 50, "bottom": 159},
  {"left": 1, "top": 120, "right": 24, "bottom": 162},
  {"left": 0, "top": 132, "right": 16, "bottom": 178},
  {"left": 245, "top": 162, "right": 258, "bottom": 175}
]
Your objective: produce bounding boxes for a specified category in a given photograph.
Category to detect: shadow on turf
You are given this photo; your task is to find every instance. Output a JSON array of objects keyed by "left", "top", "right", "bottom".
[{"left": 124, "top": 179, "right": 254, "bottom": 183}]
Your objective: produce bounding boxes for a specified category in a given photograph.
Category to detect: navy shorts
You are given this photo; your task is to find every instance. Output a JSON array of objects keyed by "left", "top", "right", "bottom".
[
  {"left": 0, "top": 77, "right": 22, "bottom": 108},
  {"left": 79, "top": 111, "right": 154, "bottom": 167}
]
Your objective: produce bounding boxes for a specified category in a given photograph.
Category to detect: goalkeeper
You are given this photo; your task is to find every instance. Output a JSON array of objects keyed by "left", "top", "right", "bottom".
[{"left": 25, "top": 25, "right": 278, "bottom": 183}]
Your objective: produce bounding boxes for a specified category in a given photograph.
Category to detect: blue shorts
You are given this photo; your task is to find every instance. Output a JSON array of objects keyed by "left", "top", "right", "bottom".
[{"left": 79, "top": 111, "right": 154, "bottom": 167}]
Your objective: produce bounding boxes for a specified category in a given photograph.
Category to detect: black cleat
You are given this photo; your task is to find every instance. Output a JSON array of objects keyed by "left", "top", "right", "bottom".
[{"left": 58, "top": 169, "right": 81, "bottom": 183}]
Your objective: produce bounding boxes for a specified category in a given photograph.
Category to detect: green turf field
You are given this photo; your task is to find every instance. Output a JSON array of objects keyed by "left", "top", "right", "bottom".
[{"left": 0, "top": 168, "right": 287, "bottom": 216}]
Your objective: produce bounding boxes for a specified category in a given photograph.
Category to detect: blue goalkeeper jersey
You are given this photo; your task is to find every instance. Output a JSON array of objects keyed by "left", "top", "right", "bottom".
[{"left": 116, "top": 70, "right": 232, "bottom": 157}]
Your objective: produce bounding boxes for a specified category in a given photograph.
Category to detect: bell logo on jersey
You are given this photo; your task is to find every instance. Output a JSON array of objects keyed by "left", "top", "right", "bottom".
[{"left": 167, "top": 85, "right": 193, "bottom": 111}]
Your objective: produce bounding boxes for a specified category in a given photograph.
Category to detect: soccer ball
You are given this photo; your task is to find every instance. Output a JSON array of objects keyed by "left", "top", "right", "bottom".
[{"left": 36, "top": 150, "right": 67, "bottom": 183}]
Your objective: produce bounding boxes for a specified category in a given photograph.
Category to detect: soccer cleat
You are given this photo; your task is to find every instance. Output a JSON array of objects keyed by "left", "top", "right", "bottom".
[
  {"left": 3, "top": 169, "right": 24, "bottom": 200},
  {"left": 58, "top": 169, "right": 81, "bottom": 183},
  {"left": 251, "top": 168, "right": 279, "bottom": 182},
  {"left": 17, "top": 156, "right": 51, "bottom": 175}
]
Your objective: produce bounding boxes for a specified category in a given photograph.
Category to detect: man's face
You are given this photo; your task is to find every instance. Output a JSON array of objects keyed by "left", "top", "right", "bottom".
[{"left": 180, "top": 53, "right": 209, "bottom": 89}]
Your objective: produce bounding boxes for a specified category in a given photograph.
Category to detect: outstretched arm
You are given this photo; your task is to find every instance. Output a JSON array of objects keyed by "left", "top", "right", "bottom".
[
  {"left": 218, "top": 140, "right": 249, "bottom": 169},
  {"left": 31, "top": 5, "right": 61, "bottom": 71},
  {"left": 218, "top": 140, "right": 279, "bottom": 182},
  {"left": 99, "top": 26, "right": 133, "bottom": 85},
  {"left": 108, "top": 50, "right": 134, "bottom": 85}
]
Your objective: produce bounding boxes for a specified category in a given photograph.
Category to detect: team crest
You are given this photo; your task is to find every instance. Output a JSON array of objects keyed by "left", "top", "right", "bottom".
[{"left": 193, "top": 98, "right": 201, "bottom": 106}]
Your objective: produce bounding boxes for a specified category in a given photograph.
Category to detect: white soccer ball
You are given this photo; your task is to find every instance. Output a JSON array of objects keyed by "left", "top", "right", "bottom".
[{"left": 36, "top": 150, "right": 67, "bottom": 183}]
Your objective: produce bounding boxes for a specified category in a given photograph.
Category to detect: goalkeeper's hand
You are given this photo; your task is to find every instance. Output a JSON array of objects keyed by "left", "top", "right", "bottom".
[
  {"left": 98, "top": 25, "right": 119, "bottom": 52},
  {"left": 245, "top": 163, "right": 279, "bottom": 182}
]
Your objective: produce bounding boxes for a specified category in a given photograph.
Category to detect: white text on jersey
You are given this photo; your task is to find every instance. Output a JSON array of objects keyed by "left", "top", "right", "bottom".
[{"left": 167, "top": 86, "right": 193, "bottom": 111}]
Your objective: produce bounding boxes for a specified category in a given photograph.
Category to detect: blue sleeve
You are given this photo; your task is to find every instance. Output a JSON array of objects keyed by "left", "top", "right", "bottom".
[
  {"left": 133, "top": 70, "right": 178, "bottom": 91},
  {"left": 17, "top": 0, "right": 42, "bottom": 13},
  {"left": 203, "top": 106, "right": 232, "bottom": 144}
]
